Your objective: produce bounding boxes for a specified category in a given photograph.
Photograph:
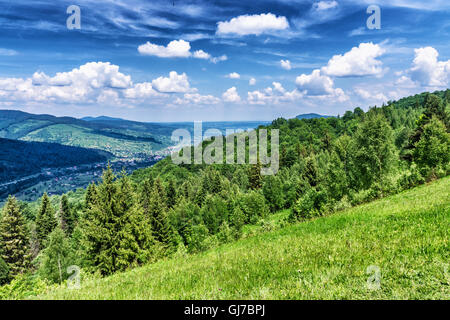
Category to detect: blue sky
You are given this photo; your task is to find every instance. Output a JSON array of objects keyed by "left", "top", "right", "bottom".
[{"left": 0, "top": 0, "right": 449, "bottom": 122}]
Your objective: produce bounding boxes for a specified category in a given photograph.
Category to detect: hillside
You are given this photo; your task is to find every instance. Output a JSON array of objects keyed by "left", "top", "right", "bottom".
[
  {"left": 36, "top": 176, "right": 449, "bottom": 300},
  {"left": 296, "top": 113, "right": 333, "bottom": 119},
  {"left": 0, "top": 110, "right": 173, "bottom": 159},
  {"left": 0, "top": 138, "right": 111, "bottom": 183},
  {"left": 0, "top": 110, "right": 269, "bottom": 159}
]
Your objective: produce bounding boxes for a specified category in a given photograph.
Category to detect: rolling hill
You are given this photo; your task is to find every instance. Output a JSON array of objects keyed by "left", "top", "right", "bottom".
[
  {"left": 33, "top": 176, "right": 449, "bottom": 300},
  {"left": 296, "top": 113, "right": 333, "bottom": 119},
  {"left": 0, "top": 111, "right": 269, "bottom": 159},
  {"left": 0, "top": 137, "right": 110, "bottom": 186}
]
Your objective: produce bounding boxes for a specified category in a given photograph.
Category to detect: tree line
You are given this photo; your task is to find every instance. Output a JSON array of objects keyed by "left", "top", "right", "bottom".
[{"left": 0, "top": 90, "right": 449, "bottom": 287}]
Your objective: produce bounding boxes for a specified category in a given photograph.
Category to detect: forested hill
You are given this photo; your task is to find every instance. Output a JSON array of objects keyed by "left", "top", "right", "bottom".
[
  {"left": 0, "top": 138, "right": 111, "bottom": 184},
  {"left": 0, "top": 89, "right": 448, "bottom": 297}
]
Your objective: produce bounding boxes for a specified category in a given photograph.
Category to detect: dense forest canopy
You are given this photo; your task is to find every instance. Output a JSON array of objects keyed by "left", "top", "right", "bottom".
[{"left": 0, "top": 89, "right": 449, "bottom": 293}]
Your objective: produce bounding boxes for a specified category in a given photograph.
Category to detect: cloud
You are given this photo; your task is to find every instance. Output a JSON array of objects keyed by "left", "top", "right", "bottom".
[
  {"left": 138, "top": 39, "right": 191, "bottom": 58},
  {"left": 138, "top": 40, "right": 226, "bottom": 63},
  {"left": 355, "top": 88, "right": 388, "bottom": 102},
  {"left": 193, "top": 50, "right": 211, "bottom": 60},
  {"left": 247, "top": 82, "right": 303, "bottom": 105},
  {"left": 314, "top": 1, "right": 338, "bottom": 10},
  {"left": 226, "top": 72, "right": 241, "bottom": 79},
  {"left": 0, "top": 62, "right": 197, "bottom": 108},
  {"left": 216, "top": 13, "right": 289, "bottom": 36},
  {"left": 210, "top": 55, "right": 228, "bottom": 64},
  {"left": 124, "top": 82, "right": 163, "bottom": 99},
  {"left": 408, "top": 46, "right": 450, "bottom": 87},
  {"left": 175, "top": 93, "right": 220, "bottom": 105},
  {"left": 249, "top": 78, "right": 256, "bottom": 85},
  {"left": 0, "top": 48, "right": 18, "bottom": 56},
  {"left": 321, "top": 42, "right": 386, "bottom": 77},
  {"left": 295, "top": 69, "right": 348, "bottom": 101},
  {"left": 152, "top": 71, "right": 191, "bottom": 93},
  {"left": 222, "top": 87, "right": 241, "bottom": 102},
  {"left": 280, "top": 59, "right": 292, "bottom": 70}
]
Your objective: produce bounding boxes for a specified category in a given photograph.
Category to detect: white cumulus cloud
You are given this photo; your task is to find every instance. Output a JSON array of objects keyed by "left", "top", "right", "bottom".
[
  {"left": 217, "top": 13, "right": 289, "bottom": 36},
  {"left": 321, "top": 42, "right": 386, "bottom": 77},
  {"left": 152, "top": 71, "right": 191, "bottom": 93},
  {"left": 295, "top": 69, "right": 348, "bottom": 101},
  {"left": 408, "top": 46, "right": 450, "bottom": 87},
  {"left": 226, "top": 72, "right": 241, "bottom": 79},
  {"left": 138, "top": 39, "right": 191, "bottom": 58},
  {"left": 280, "top": 59, "right": 292, "bottom": 70},
  {"left": 222, "top": 87, "right": 241, "bottom": 102}
]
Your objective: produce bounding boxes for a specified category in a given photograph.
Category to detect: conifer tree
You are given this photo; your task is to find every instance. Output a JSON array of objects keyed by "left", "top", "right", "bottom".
[
  {"left": 166, "top": 178, "right": 177, "bottom": 209},
  {"left": 84, "top": 183, "right": 98, "bottom": 210},
  {"left": 59, "top": 195, "right": 74, "bottom": 236},
  {"left": 35, "top": 193, "right": 57, "bottom": 250},
  {"left": 82, "top": 167, "right": 153, "bottom": 275},
  {"left": 249, "top": 160, "right": 262, "bottom": 190},
  {"left": 148, "top": 178, "right": 174, "bottom": 251},
  {"left": 0, "top": 256, "right": 9, "bottom": 285},
  {"left": 0, "top": 196, "right": 32, "bottom": 277}
]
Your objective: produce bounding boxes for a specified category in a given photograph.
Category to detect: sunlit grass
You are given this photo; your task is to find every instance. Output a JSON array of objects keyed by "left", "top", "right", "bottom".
[{"left": 37, "top": 177, "right": 449, "bottom": 300}]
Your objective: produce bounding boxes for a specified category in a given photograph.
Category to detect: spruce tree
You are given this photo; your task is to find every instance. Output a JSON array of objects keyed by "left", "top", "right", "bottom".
[
  {"left": 35, "top": 193, "right": 57, "bottom": 250},
  {"left": 84, "top": 183, "right": 98, "bottom": 210},
  {"left": 249, "top": 160, "right": 262, "bottom": 190},
  {"left": 166, "top": 178, "right": 177, "bottom": 209},
  {"left": 0, "top": 196, "right": 32, "bottom": 277},
  {"left": 148, "top": 178, "right": 174, "bottom": 251},
  {"left": 59, "top": 195, "right": 74, "bottom": 236},
  {"left": 82, "top": 167, "right": 153, "bottom": 275}
]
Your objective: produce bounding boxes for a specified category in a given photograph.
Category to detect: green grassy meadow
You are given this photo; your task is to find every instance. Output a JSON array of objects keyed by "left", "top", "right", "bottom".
[{"left": 36, "top": 176, "right": 449, "bottom": 300}]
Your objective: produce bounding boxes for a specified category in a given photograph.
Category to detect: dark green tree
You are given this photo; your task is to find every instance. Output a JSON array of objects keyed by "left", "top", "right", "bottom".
[
  {"left": 59, "top": 195, "right": 74, "bottom": 236},
  {"left": 249, "top": 160, "right": 262, "bottom": 190},
  {"left": 35, "top": 193, "right": 57, "bottom": 250},
  {"left": 0, "top": 196, "right": 32, "bottom": 277},
  {"left": 166, "top": 178, "right": 177, "bottom": 209},
  {"left": 413, "top": 117, "right": 450, "bottom": 170},
  {"left": 147, "top": 178, "right": 174, "bottom": 251},
  {"left": 82, "top": 167, "right": 154, "bottom": 275}
]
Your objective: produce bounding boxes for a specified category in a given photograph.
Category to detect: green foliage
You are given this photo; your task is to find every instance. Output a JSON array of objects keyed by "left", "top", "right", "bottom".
[
  {"left": 59, "top": 195, "right": 74, "bottom": 236},
  {"left": 248, "top": 161, "right": 262, "bottom": 190},
  {"left": 81, "top": 167, "right": 154, "bottom": 275},
  {"left": 37, "top": 177, "right": 450, "bottom": 300},
  {"left": 35, "top": 193, "right": 57, "bottom": 250},
  {"left": 37, "top": 227, "right": 74, "bottom": 284},
  {"left": 0, "top": 256, "right": 9, "bottom": 285},
  {"left": 290, "top": 188, "right": 327, "bottom": 221},
  {"left": 0, "top": 196, "right": 32, "bottom": 278},
  {"left": 262, "top": 175, "right": 284, "bottom": 212},
  {"left": 353, "top": 112, "right": 396, "bottom": 190},
  {"left": 413, "top": 117, "right": 450, "bottom": 171},
  {"left": 0, "top": 274, "right": 49, "bottom": 300}
]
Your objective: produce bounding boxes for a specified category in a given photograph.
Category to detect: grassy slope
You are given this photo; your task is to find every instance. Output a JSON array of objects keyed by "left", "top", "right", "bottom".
[{"left": 39, "top": 177, "right": 449, "bottom": 300}]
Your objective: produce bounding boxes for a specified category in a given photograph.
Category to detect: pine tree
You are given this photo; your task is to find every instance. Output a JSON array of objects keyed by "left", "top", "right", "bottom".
[
  {"left": 84, "top": 183, "right": 98, "bottom": 210},
  {"left": 0, "top": 196, "right": 32, "bottom": 277},
  {"left": 59, "top": 195, "right": 74, "bottom": 236},
  {"left": 148, "top": 178, "right": 174, "bottom": 251},
  {"left": 35, "top": 193, "right": 57, "bottom": 250},
  {"left": 82, "top": 167, "right": 153, "bottom": 275},
  {"left": 166, "top": 178, "right": 177, "bottom": 209},
  {"left": 249, "top": 160, "right": 262, "bottom": 190}
]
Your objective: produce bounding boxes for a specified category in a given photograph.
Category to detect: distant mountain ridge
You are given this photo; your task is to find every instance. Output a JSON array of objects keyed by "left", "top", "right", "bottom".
[{"left": 296, "top": 113, "right": 333, "bottom": 119}]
